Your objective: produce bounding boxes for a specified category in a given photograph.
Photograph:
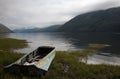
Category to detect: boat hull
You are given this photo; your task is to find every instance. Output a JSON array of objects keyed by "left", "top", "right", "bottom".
[
  {"left": 5, "top": 64, "right": 46, "bottom": 76},
  {"left": 4, "top": 46, "right": 55, "bottom": 76}
]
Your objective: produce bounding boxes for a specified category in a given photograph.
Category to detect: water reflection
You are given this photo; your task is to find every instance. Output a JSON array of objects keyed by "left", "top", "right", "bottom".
[
  {"left": 0, "top": 32, "right": 120, "bottom": 65},
  {"left": 60, "top": 32, "right": 120, "bottom": 55},
  {"left": 0, "top": 33, "right": 75, "bottom": 52},
  {"left": 87, "top": 54, "right": 120, "bottom": 65},
  {"left": 0, "top": 32, "right": 120, "bottom": 54},
  {"left": 59, "top": 32, "right": 120, "bottom": 65}
]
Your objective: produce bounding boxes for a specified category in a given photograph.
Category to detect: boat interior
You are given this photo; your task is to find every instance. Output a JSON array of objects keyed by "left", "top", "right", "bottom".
[{"left": 20, "top": 47, "right": 54, "bottom": 65}]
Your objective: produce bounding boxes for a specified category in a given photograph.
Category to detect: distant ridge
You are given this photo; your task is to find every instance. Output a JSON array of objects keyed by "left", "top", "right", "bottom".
[
  {"left": 58, "top": 7, "right": 120, "bottom": 33},
  {"left": 13, "top": 25, "right": 61, "bottom": 33},
  {"left": 0, "top": 24, "right": 13, "bottom": 33}
]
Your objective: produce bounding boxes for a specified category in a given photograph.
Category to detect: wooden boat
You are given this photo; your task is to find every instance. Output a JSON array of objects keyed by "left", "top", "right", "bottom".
[{"left": 4, "top": 46, "right": 56, "bottom": 76}]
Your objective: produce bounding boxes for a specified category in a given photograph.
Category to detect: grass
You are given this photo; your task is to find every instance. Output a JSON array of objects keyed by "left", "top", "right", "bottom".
[
  {"left": 0, "top": 51, "right": 24, "bottom": 79},
  {"left": 44, "top": 51, "right": 120, "bottom": 79},
  {"left": 0, "top": 38, "right": 28, "bottom": 51},
  {"left": 0, "top": 38, "right": 27, "bottom": 79},
  {"left": 88, "top": 44, "right": 110, "bottom": 49},
  {"left": 0, "top": 38, "right": 120, "bottom": 79}
]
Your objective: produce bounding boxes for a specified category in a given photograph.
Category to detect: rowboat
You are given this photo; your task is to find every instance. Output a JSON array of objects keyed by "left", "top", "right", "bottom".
[{"left": 4, "top": 46, "right": 56, "bottom": 76}]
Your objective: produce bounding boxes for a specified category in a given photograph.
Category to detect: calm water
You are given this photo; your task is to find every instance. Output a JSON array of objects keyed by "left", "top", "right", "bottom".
[
  {"left": 0, "top": 32, "right": 120, "bottom": 65},
  {"left": 0, "top": 33, "right": 76, "bottom": 52}
]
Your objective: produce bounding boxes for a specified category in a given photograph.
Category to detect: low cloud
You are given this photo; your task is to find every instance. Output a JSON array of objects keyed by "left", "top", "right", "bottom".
[{"left": 0, "top": 0, "right": 120, "bottom": 29}]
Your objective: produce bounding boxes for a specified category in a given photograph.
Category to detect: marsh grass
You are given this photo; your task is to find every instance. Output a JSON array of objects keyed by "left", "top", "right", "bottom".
[
  {"left": 0, "top": 51, "right": 24, "bottom": 66},
  {"left": 44, "top": 51, "right": 120, "bottom": 79},
  {"left": 0, "top": 38, "right": 120, "bottom": 79},
  {"left": 88, "top": 44, "right": 110, "bottom": 49},
  {"left": 0, "top": 38, "right": 28, "bottom": 51},
  {"left": 0, "top": 38, "right": 27, "bottom": 79}
]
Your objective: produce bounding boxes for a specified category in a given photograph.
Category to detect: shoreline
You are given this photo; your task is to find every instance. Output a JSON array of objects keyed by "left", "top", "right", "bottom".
[{"left": 0, "top": 38, "right": 120, "bottom": 79}]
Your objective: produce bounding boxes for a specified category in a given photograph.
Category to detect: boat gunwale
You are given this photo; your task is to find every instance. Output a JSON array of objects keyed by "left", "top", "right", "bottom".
[{"left": 4, "top": 46, "right": 55, "bottom": 68}]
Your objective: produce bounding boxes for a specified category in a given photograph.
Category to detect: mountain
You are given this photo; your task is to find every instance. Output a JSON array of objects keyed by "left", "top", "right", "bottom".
[
  {"left": 0, "top": 24, "right": 13, "bottom": 33},
  {"left": 58, "top": 7, "right": 120, "bottom": 33},
  {"left": 13, "top": 25, "right": 61, "bottom": 33},
  {"left": 37, "top": 25, "right": 61, "bottom": 32},
  {"left": 13, "top": 28, "right": 38, "bottom": 33}
]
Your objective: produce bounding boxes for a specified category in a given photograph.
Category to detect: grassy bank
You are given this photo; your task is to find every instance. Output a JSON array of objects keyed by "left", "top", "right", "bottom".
[
  {"left": 0, "top": 38, "right": 27, "bottom": 51},
  {"left": 45, "top": 51, "right": 120, "bottom": 79},
  {"left": 0, "top": 38, "right": 27, "bottom": 79},
  {"left": 0, "top": 38, "right": 120, "bottom": 79}
]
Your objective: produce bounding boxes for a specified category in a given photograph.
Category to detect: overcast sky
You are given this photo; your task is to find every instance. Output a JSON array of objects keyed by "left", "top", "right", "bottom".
[{"left": 0, "top": 0, "right": 120, "bottom": 29}]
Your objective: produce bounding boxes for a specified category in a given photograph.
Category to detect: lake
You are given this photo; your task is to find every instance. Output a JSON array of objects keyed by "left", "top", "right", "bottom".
[{"left": 0, "top": 32, "right": 120, "bottom": 65}]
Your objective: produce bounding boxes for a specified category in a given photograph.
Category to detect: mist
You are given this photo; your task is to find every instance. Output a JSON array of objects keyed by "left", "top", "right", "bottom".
[{"left": 0, "top": 0, "right": 120, "bottom": 29}]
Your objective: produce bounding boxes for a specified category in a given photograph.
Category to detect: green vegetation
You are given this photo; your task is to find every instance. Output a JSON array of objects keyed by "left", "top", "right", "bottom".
[
  {"left": 88, "top": 44, "right": 110, "bottom": 49},
  {"left": 0, "top": 38, "right": 28, "bottom": 51},
  {"left": 44, "top": 51, "right": 120, "bottom": 79},
  {"left": 0, "top": 51, "right": 24, "bottom": 79},
  {"left": 0, "top": 38, "right": 27, "bottom": 79},
  {"left": 0, "top": 38, "right": 120, "bottom": 79}
]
